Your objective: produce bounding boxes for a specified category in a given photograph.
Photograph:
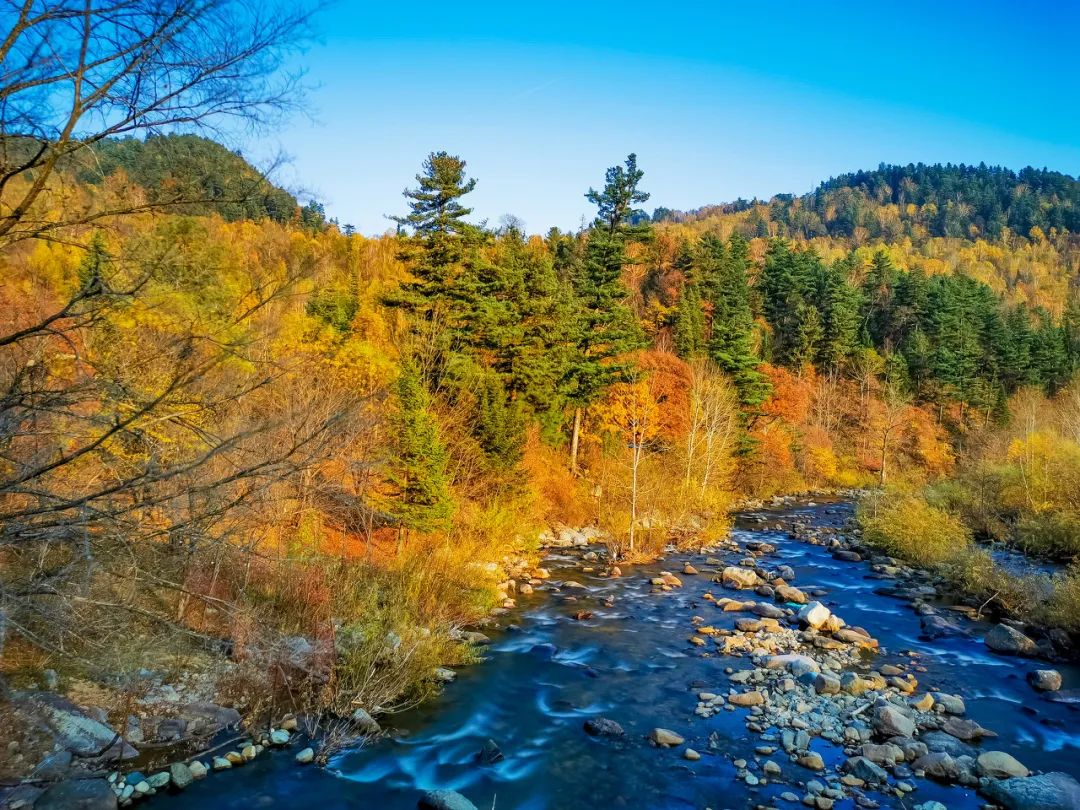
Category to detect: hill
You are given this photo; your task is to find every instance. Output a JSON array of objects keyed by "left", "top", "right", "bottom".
[{"left": 656, "top": 162, "right": 1080, "bottom": 242}]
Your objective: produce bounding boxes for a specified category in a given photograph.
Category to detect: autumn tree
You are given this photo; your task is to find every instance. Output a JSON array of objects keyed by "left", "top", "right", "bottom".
[{"left": 593, "top": 373, "right": 660, "bottom": 556}]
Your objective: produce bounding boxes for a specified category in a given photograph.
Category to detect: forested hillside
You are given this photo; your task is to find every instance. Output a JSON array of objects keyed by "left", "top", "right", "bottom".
[{"left": 4, "top": 132, "right": 1080, "bottom": 776}]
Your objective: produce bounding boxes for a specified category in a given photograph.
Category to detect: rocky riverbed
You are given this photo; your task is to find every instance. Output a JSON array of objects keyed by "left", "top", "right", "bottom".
[{"left": 12, "top": 498, "right": 1080, "bottom": 809}]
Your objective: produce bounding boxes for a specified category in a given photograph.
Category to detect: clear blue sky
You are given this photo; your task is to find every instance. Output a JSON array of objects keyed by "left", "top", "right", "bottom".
[{"left": 260, "top": 0, "right": 1080, "bottom": 235}]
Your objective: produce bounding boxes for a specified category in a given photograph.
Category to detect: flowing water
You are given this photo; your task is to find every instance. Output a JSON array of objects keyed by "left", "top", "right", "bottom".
[{"left": 162, "top": 500, "right": 1080, "bottom": 809}]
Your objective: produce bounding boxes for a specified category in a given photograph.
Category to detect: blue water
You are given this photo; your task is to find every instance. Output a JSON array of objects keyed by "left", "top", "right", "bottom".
[{"left": 161, "top": 501, "right": 1080, "bottom": 809}]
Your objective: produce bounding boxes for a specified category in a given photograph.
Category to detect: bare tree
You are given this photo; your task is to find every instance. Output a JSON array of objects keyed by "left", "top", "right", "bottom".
[
  {"left": 0, "top": 0, "right": 321, "bottom": 247},
  {"left": 684, "top": 360, "right": 737, "bottom": 498}
]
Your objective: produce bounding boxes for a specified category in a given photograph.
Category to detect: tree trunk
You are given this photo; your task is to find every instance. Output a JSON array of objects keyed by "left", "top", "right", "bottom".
[
  {"left": 570, "top": 407, "right": 582, "bottom": 473},
  {"left": 879, "top": 433, "right": 888, "bottom": 487},
  {"left": 629, "top": 442, "right": 639, "bottom": 554}
]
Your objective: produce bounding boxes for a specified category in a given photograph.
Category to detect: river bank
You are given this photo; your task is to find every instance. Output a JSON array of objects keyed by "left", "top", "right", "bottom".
[
  {"left": 7, "top": 497, "right": 1080, "bottom": 809},
  {"left": 143, "top": 499, "right": 1080, "bottom": 808}
]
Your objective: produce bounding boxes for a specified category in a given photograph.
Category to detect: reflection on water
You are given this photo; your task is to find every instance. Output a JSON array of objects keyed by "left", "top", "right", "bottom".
[{"left": 161, "top": 500, "right": 1080, "bottom": 809}]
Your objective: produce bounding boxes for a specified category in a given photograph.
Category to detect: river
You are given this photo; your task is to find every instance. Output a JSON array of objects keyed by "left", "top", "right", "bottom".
[{"left": 160, "top": 499, "right": 1080, "bottom": 809}]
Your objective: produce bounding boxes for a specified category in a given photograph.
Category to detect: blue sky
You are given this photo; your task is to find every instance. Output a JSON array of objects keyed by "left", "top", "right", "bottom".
[{"left": 260, "top": 0, "right": 1080, "bottom": 235}]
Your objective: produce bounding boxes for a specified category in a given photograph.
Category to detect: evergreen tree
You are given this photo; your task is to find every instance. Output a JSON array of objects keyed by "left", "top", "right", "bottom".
[
  {"left": 673, "top": 283, "right": 706, "bottom": 358},
  {"left": 792, "top": 302, "right": 824, "bottom": 369},
  {"left": 818, "top": 257, "right": 863, "bottom": 371},
  {"left": 388, "top": 361, "right": 454, "bottom": 537},
  {"left": 388, "top": 151, "right": 480, "bottom": 326},
  {"left": 473, "top": 371, "right": 526, "bottom": 469},
  {"left": 705, "top": 233, "right": 770, "bottom": 407},
  {"left": 565, "top": 155, "right": 651, "bottom": 469}
]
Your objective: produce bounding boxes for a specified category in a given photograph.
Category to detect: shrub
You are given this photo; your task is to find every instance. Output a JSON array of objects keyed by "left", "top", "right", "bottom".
[
  {"left": 1045, "top": 566, "right": 1080, "bottom": 633},
  {"left": 1016, "top": 511, "right": 1080, "bottom": 560},
  {"left": 858, "top": 491, "right": 972, "bottom": 565}
]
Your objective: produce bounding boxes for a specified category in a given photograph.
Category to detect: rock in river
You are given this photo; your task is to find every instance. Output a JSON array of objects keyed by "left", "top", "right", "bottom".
[
  {"left": 584, "top": 717, "right": 625, "bottom": 737},
  {"left": 650, "top": 728, "right": 685, "bottom": 746},
  {"left": 418, "top": 789, "right": 479, "bottom": 810},
  {"left": 1028, "top": 669, "right": 1063, "bottom": 692},
  {"left": 984, "top": 623, "right": 1038, "bottom": 656},
  {"left": 977, "top": 751, "right": 1030, "bottom": 779},
  {"left": 721, "top": 567, "right": 761, "bottom": 589},
  {"left": 873, "top": 704, "right": 916, "bottom": 738},
  {"left": 982, "top": 771, "right": 1080, "bottom": 810},
  {"left": 797, "top": 601, "right": 831, "bottom": 630}
]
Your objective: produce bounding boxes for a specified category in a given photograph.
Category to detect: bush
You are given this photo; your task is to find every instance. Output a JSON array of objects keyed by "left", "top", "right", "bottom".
[
  {"left": 1016, "top": 511, "right": 1080, "bottom": 560},
  {"left": 858, "top": 491, "right": 972, "bottom": 565},
  {"left": 1045, "top": 566, "right": 1080, "bottom": 633}
]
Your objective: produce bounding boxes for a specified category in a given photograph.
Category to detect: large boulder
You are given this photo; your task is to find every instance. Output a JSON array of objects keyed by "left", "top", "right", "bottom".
[
  {"left": 797, "top": 601, "right": 831, "bottom": 630},
  {"left": 178, "top": 702, "right": 241, "bottom": 736},
  {"left": 844, "top": 756, "right": 888, "bottom": 783},
  {"left": 977, "top": 751, "right": 1030, "bottom": 779},
  {"left": 913, "top": 751, "right": 960, "bottom": 782},
  {"left": 721, "top": 567, "right": 761, "bottom": 590},
  {"left": 1028, "top": 669, "right": 1063, "bottom": 692},
  {"left": 982, "top": 772, "right": 1080, "bottom": 810},
  {"left": 36, "top": 779, "right": 117, "bottom": 810},
  {"left": 984, "top": 623, "right": 1038, "bottom": 656},
  {"left": 17, "top": 692, "right": 137, "bottom": 760},
  {"left": 873, "top": 704, "right": 915, "bottom": 738}
]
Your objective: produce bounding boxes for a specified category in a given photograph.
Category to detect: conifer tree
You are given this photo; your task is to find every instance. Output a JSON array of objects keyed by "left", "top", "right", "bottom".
[
  {"left": 673, "top": 283, "right": 706, "bottom": 358},
  {"left": 387, "top": 151, "right": 481, "bottom": 359},
  {"left": 387, "top": 361, "right": 454, "bottom": 540},
  {"left": 704, "top": 234, "right": 770, "bottom": 407},
  {"left": 565, "top": 155, "right": 650, "bottom": 470}
]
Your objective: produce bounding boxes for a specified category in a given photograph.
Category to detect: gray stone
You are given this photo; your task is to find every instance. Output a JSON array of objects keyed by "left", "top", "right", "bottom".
[
  {"left": 983, "top": 771, "right": 1080, "bottom": 810},
  {"left": 418, "top": 789, "right": 479, "bottom": 810},
  {"left": 845, "top": 756, "right": 888, "bottom": 783},
  {"left": 583, "top": 717, "right": 624, "bottom": 737},
  {"left": 984, "top": 623, "right": 1038, "bottom": 656},
  {"left": 169, "top": 762, "right": 194, "bottom": 789},
  {"left": 1029, "top": 669, "right": 1063, "bottom": 692},
  {"left": 350, "top": 707, "right": 381, "bottom": 734},
  {"left": 35, "top": 779, "right": 117, "bottom": 810},
  {"left": 914, "top": 751, "right": 960, "bottom": 782},
  {"left": 178, "top": 702, "right": 241, "bottom": 736},
  {"left": 921, "top": 730, "right": 976, "bottom": 758},
  {"left": 269, "top": 728, "right": 290, "bottom": 745},
  {"left": 976, "top": 751, "right": 1029, "bottom": 779},
  {"left": 147, "top": 772, "right": 170, "bottom": 789},
  {"left": 188, "top": 761, "right": 207, "bottom": 779},
  {"left": 295, "top": 747, "right": 315, "bottom": 764},
  {"left": 873, "top": 704, "right": 915, "bottom": 738},
  {"left": 16, "top": 692, "right": 137, "bottom": 760},
  {"left": 477, "top": 739, "right": 503, "bottom": 765},
  {"left": 31, "top": 750, "right": 73, "bottom": 780}
]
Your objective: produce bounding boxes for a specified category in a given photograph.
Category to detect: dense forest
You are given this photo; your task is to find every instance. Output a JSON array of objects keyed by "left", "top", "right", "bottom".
[{"left": 658, "top": 162, "right": 1080, "bottom": 241}]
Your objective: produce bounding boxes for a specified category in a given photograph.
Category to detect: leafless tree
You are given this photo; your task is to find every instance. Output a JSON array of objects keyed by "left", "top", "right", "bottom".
[{"left": 0, "top": 0, "right": 321, "bottom": 247}]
